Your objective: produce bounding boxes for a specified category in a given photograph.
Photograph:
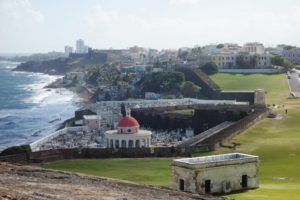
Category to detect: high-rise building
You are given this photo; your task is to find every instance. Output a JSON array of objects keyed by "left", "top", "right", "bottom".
[
  {"left": 64, "top": 45, "right": 73, "bottom": 56},
  {"left": 76, "top": 39, "right": 85, "bottom": 53}
]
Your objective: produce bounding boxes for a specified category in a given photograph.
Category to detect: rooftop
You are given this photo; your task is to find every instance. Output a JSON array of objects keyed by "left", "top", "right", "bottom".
[
  {"left": 174, "top": 153, "right": 258, "bottom": 168},
  {"left": 83, "top": 115, "right": 101, "bottom": 120}
]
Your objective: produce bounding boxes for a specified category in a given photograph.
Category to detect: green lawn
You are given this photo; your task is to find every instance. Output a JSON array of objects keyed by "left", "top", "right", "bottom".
[
  {"left": 44, "top": 73, "right": 300, "bottom": 200},
  {"left": 210, "top": 73, "right": 290, "bottom": 104},
  {"left": 44, "top": 158, "right": 173, "bottom": 187}
]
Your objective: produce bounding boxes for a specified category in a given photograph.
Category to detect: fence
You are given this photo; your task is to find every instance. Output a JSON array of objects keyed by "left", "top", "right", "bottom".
[{"left": 219, "top": 68, "right": 284, "bottom": 74}]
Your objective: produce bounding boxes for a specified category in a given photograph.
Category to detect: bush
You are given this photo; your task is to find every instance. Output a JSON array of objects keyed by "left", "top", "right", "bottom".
[
  {"left": 0, "top": 145, "right": 32, "bottom": 156},
  {"left": 181, "top": 81, "right": 201, "bottom": 98},
  {"left": 136, "top": 71, "right": 185, "bottom": 94},
  {"left": 201, "top": 62, "right": 218, "bottom": 75}
]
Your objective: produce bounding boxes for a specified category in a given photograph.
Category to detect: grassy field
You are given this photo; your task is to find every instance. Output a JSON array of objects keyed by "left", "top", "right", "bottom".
[
  {"left": 44, "top": 73, "right": 300, "bottom": 200},
  {"left": 210, "top": 73, "right": 290, "bottom": 104},
  {"left": 44, "top": 158, "right": 173, "bottom": 187}
]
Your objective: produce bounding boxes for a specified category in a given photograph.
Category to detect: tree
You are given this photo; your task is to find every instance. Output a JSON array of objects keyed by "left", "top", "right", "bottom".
[
  {"left": 136, "top": 71, "right": 185, "bottom": 94},
  {"left": 271, "top": 55, "right": 294, "bottom": 70},
  {"left": 271, "top": 55, "right": 285, "bottom": 66},
  {"left": 235, "top": 54, "right": 257, "bottom": 69},
  {"left": 283, "top": 59, "right": 294, "bottom": 70},
  {"left": 181, "top": 81, "right": 201, "bottom": 98},
  {"left": 178, "top": 48, "right": 188, "bottom": 60},
  {"left": 249, "top": 55, "right": 258, "bottom": 69},
  {"left": 201, "top": 62, "right": 218, "bottom": 75},
  {"left": 216, "top": 44, "right": 224, "bottom": 49},
  {"left": 191, "top": 46, "right": 202, "bottom": 55},
  {"left": 283, "top": 45, "right": 296, "bottom": 50},
  {"left": 86, "top": 64, "right": 121, "bottom": 86}
]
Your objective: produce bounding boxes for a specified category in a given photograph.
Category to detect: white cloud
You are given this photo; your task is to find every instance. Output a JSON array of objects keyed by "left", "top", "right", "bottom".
[
  {"left": 82, "top": 4, "right": 189, "bottom": 48},
  {"left": 84, "top": 5, "right": 149, "bottom": 31},
  {"left": 0, "top": 0, "right": 44, "bottom": 24}
]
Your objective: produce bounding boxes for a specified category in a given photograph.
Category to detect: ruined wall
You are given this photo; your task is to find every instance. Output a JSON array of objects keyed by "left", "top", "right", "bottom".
[{"left": 173, "top": 162, "right": 259, "bottom": 194}]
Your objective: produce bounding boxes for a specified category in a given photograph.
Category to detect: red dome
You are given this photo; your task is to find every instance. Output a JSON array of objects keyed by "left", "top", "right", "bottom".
[{"left": 118, "top": 116, "right": 139, "bottom": 127}]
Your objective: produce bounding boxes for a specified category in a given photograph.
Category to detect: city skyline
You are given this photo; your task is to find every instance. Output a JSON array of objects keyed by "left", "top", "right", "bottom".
[{"left": 1, "top": 0, "right": 300, "bottom": 53}]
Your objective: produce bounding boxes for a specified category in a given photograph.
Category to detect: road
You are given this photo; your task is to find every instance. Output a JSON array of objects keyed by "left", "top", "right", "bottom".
[{"left": 287, "top": 70, "right": 300, "bottom": 98}]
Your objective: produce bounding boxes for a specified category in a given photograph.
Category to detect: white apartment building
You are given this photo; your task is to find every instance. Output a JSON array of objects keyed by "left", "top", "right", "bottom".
[
  {"left": 211, "top": 53, "right": 236, "bottom": 68},
  {"left": 64, "top": 45, "right": 73, "bottom": 56},
  {"left": 211, "top": 52, "right": 271, "bottom": 68},
  {"left": 76, "top": 39, "right": 88, "bottom": 54}
]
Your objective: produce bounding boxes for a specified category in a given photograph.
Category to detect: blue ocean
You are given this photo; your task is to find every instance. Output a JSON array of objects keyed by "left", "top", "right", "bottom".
[{"left": 0, "top": 61, "right": 79, "bottom": 151}]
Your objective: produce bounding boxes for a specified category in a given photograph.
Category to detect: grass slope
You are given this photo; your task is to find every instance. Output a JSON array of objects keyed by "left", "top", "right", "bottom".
[
  {"left": 210, "top": 73, "right": 289, "bottom": 104},
  {"left": 44, "top": 73, "right": 300, "bottom": 200},
  {"left": 44, "top": 158, "right": 173, "bottom": 187}
]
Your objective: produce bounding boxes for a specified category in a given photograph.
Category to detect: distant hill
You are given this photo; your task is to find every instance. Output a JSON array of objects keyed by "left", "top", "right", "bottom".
[{"left": 13, "top": 52, "right": 108, "bottom": 75}]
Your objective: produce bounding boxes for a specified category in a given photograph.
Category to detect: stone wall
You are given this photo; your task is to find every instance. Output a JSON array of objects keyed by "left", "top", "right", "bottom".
[
  {"left": 0, "top": 145, "right": 214, "bottom": 164},
  {"left": 172, "top": 159, "right": 259, "bottom": 194},
  {"left": 199, "top": 108, "right": 270, "bottom": 146},
  {"left": 220, "top": 91, "right": 255, "bottom": 105}
]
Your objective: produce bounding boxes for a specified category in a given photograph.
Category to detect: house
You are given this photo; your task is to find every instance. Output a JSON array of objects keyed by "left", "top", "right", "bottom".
[{"left": 83, "top": 115, "right": 101, "bottom": 131}]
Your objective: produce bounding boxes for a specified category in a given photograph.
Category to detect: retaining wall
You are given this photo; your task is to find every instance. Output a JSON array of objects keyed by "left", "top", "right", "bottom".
[
  {"left": 0, "top": 145, "right": 214, "bottom": 164},
  {"left": 199, "top": 108, "right": 270, "bottom": 146}
]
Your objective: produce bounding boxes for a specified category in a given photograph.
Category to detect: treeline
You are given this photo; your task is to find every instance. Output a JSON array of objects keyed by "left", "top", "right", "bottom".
[
  {"left": 271, "top": 55, "right": 293, "bottom": 69},
  {"left": 136, "top": 71, "right": 202, "bottom": 98},
  {"left": 86, "top": 64, "right": 121, "bottom": 86}
]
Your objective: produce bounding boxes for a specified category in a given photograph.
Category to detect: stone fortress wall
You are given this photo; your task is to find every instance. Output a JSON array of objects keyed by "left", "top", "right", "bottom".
[{"left": 0, "top": 145, "right": 213, "bottom": 164}]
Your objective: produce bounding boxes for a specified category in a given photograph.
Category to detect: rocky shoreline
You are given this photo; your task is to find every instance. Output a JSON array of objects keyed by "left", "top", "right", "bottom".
[{"left": 45, "top": 79, "right": 95, "bottom": 104}]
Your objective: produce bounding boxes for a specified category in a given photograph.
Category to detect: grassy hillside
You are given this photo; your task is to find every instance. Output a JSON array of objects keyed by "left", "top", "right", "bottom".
[
  {"left": 210, "top": 73, "right": 290, "bottom": 104},
  {"left": 44, "top": 158, "right": 173, "bottom": 187},
  {"left": 44, "top": 73, "right": 300, "bottom": 200}
]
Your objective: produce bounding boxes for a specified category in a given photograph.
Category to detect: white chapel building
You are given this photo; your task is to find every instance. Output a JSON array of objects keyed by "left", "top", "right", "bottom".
[{"left": 105, "top": 115, "right": 152, "bottom": 148}]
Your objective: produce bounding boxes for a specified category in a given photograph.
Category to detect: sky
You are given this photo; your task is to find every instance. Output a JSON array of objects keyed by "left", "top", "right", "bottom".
[{"left": 1, "top": 0, "right": 300, "bottom": 53}]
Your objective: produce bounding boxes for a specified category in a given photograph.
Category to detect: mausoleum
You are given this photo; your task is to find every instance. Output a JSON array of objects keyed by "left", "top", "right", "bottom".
[{"left": 105, "top": 115, "right": 152, "bottom": 148}]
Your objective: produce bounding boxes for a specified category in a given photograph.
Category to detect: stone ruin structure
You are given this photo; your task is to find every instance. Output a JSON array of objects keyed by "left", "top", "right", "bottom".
[{"left": 172, "top": 153, "right": 259, "bottom": 194}]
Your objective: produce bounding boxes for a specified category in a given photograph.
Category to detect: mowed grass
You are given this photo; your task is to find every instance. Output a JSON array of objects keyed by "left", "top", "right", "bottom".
[
  {"left": 210, "top": 107, "right": 300, "bottom": 200},
  {"left": 210, "top": 73, "right": 290, "bottom": 104},
  {"left": 44, "top": 73, "right": 300, "bottom": 200},
  {"left": 43, "top": 158, "right": 173, "bottom": 187}
]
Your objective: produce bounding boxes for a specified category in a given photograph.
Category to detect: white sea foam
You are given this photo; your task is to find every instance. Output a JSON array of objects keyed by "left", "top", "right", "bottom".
[{"left": 0, "top": 64, "right": 80, "bottom": 150}]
